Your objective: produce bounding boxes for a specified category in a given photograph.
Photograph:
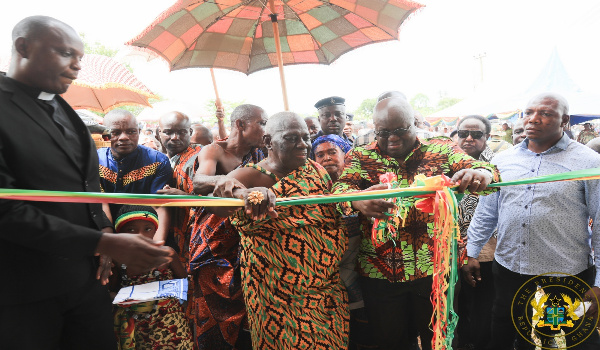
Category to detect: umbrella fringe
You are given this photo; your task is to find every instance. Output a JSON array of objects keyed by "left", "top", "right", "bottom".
[
  {"left": 73, "top": 100, "right": 153, "bottom": 114},
  {"left": 72, "top": 81, "right": 159, "bottom": 99}
]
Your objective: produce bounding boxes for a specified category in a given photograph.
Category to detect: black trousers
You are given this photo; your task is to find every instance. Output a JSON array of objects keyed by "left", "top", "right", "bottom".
[
  {"left": 488, "top": 260, "right": 600, "bottom": 350},
  {"left": 0, "top": 276, "right": 116, "bottom": 350},
  {"left": 457, "top": 261, "right": 495, "bottom": 349},
  {"left": 360, "top": 275, "right": 434, "bottom": 350},
  {"left": 348, "top": 307, "right": 379, "bottom": 350}
]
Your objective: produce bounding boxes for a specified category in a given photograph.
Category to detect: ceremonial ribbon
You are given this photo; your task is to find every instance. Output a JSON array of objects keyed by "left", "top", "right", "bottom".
[
  {"left": 2, "top": 167, "right": 600, "bottom": 207},
  {"left": 3, "top": 167, "right": 600, "bottom": 350}
]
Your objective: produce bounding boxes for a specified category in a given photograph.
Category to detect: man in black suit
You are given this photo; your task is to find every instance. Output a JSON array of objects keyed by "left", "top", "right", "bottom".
[{"left": 0, "top": 16, "right": 173, "bottom": 349}]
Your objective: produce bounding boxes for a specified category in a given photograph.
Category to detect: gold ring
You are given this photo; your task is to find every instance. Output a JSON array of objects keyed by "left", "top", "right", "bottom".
[{"left": 247, "top": 191, "right": 265, "bottom": 205}]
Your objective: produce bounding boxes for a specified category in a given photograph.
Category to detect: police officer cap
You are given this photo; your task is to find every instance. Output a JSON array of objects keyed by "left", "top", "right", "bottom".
[{"left": 314, "top": 96, "right": 345, "bottom": 109}]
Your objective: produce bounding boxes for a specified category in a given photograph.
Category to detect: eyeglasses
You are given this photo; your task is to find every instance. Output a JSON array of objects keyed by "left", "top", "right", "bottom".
[
  {"left": 457, "top": 130, "right": 484, "bottom": 139},
  {"left": 160, "top": 129, "right": 189, "bottom": 137},
  {"left": 374, "top": 126, "right": 412, "bottom": 139}
]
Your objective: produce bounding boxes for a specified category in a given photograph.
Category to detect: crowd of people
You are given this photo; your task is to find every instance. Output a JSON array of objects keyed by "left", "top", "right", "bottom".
[{"left": 2, "top": 15, "right": 600, "bottom": 350}]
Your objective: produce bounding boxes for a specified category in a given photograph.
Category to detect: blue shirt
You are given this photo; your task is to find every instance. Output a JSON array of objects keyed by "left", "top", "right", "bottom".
[
  {"left": 466, "top": 134, "right": 600, "bottom": 286},
  {"left": 97, "top": 145, "right": 172, "bottom": 194}
]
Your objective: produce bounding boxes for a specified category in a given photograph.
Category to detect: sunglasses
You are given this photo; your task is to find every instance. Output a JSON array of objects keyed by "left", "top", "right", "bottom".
[
  {"left": 374, "top": 126, "right": 412, "bottom": 139},
  {"left": 457, "top": 130, "right": 485, "bottom": 139}
]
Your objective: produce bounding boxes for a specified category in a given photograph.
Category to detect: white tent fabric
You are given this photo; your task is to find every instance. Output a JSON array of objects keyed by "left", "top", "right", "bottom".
[
  {"left": 137, "top": 100, "right": 211, "bottom": 122},
  {"left": 427, "top": 49, "right": 600, "bottom": 124}
]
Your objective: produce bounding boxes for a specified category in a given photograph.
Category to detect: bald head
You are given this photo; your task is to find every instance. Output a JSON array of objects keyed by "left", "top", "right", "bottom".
[
  {"left": 266, "top": 112, "right": 303, "bottom": 135},
  {"left": 12, "top": 16, "right": 73, "bottom": 44},
  {"left": 373, "top": 97, "right": 416, "bottom": 158},
  {"left": 104, "top": 109, "right": 137, "bottom": 126},
  {"left": 157, "top": 111, "right": 193, "bottom": 157},
  {"left": 159, "top": 111, "right": 190, "bottom": 129},
  {"left": 377, "top": 91, "right": 407, "bottom": 102},
  {"left": 190, "top": 124, "right": 213, "bottom": 146},
  {"left": 414, "top": 111, "right": 426, "bottom": 129},
  {"left": 304, "top": 116, "right": 321, "bottom": 137},
  {"left": 265, "top": 111, "right": 311, "bottom": 171},
  {"left": 373, "top": 97, "right": 415, "bottom": 125},
  {"left": 230, "top": 104, "right": 266, "bottom": 125},
  {"left": 9, "top": 16, "right": 83, "bottom": 94},
  {"left": 527, "top": 92, "right": 569, "bottom": 117},
  {"left": 586, "top": 137, "right": 600, "bottom": 154},
  {"left": 104, "top": 109, "right": 140, "bottom": 158}
]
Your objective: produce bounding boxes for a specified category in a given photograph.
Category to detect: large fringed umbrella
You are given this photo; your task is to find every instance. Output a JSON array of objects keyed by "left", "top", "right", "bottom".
[
  {"left": 127, "top": 0, "right": 423, "bottom": 110},
  {"left": 0, "top": 54, "right": 158, "bottom": 113},
  {"left": 62, "top": 54, "right": 159, "bottom": 113}
]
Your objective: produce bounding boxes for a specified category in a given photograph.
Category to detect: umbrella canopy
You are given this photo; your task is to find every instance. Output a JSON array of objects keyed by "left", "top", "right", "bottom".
[
  {"left": 127, "top": 0, "right": 423, "bottom": 108},
  {"left": 128, "top": 0, "right": 422, "bottom": 74},
  {"left": 62, "top": 54, "right": 159, "bottom": 113},
  {"left": 1, "top": 54, "right": 158, "bottom": 113}
]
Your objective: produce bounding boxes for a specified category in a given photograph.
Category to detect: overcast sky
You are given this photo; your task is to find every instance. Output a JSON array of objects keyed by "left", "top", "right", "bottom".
[{"left": 2, "top": 0, "right": 599, "bottom": 117}]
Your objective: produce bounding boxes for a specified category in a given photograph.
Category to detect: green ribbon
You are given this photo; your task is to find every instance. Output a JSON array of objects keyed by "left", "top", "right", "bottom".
[{"left": 1, "top": 167, "right": 600, "bottom": 206}]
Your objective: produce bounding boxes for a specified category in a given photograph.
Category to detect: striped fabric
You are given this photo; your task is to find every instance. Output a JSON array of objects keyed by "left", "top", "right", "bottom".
[{"left": 128, "top": 0, "right": 423, "bottom": 74}]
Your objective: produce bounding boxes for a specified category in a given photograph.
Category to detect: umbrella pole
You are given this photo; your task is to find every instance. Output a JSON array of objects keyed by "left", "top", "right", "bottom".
[
  {"left": 210, "top": 68, "right": 228, "bottom": 139},
  {"left": 268, "top": 0, "right": 290, "bottom": 111},
  {"left": 210, "top": 68, "right": 222, "bottom": 108}
]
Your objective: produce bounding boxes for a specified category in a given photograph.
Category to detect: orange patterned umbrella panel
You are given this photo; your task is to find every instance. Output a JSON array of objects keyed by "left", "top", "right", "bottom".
[
  {"left": 62, "top": 54, "right": 159, "bottom": 113},
  {"left": 127, "top": 0, "right": 423, "bottom": 109},
  {"left": 128, "top": 0, "right": 423, "bottom": 74}
]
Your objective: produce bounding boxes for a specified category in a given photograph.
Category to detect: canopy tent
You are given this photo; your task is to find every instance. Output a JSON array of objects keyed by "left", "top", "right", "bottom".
[{"left": 426, "top": 48, "right": 600, "bottom": 125}]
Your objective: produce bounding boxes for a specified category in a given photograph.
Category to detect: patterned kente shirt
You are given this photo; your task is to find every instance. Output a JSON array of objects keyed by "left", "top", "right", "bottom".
[
  {"left": 332, "top": 137, "right": 499, "bottom": 283},
  {"left": 98, "top": 145, "right": 172, "bottom": 195},
  {"left": 169, "top": 144, "right": 203, "bottom": 266},
  {"left": 170, "top": 145, "right": 202, "bottom": 194}
]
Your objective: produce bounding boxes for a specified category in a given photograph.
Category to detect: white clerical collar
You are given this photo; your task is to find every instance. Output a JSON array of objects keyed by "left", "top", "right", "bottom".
[{"left": 37, "top": 91, "right": 55, "bottom": 101}]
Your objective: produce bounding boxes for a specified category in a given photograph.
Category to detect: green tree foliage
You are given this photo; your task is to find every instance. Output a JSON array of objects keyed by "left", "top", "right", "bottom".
[
  {"left": 204, "top": 98, "right": 247, "bottom": 124},
  {"left": 436, "top": 97, "right": 462, "bottom": 111},
  {"left": 80, "top": 33, "right": 118, "bottom": 57},
  {"left": 410, "top": 93, "right": 435, "bottom": 116},
  {"left": 352, "top": 98, "right": 377, "bottom": 121},
  {"left": 409, "top": 93, "right": 462, "bottom": 117}
]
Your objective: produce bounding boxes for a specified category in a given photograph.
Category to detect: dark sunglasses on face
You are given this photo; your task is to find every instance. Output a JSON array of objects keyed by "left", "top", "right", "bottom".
[
  {"left": 374, "top": 126, "right": 412, "bottom": 139},
  {"left": 457, "top": 130, "right": 484, "bottom": 139}
]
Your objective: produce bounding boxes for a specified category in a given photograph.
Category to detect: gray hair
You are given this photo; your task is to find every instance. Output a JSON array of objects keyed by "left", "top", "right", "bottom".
[
  {"left": 230, "top": 104, "right": 265, "bottom": 125},
  {"left": 266, "top": 111, "right": 302, "bottom": 135}
]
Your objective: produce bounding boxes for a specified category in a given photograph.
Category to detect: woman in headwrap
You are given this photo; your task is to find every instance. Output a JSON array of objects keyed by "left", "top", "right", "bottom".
[{"left": 312, "top": 134, "right": 352, "bottom": 182}]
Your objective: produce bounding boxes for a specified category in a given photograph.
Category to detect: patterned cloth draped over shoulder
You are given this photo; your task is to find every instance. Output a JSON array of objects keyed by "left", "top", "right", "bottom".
[
  {"left": 187, "top": 147, "right": 264, "bottom": 349},
  {"left": 332, "top": 137, "right": 500, "bottom": 283},
  {"left": 169, "top": 144, "right": 203, "bottom": 327},
  {"left": 231, "top": 160, "right": 350, "bottom": 350},
  {"left": 170, "top": 144, "right": 203, "bottom": 267}
]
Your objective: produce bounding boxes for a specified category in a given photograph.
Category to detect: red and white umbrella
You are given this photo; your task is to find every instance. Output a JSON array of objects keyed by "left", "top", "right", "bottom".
[
  {"left": 1, "top": 54, "right": 159, "bottom": 113},
  {"left": 63, "top": 54, "right": 159, "bottom": 113}
]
